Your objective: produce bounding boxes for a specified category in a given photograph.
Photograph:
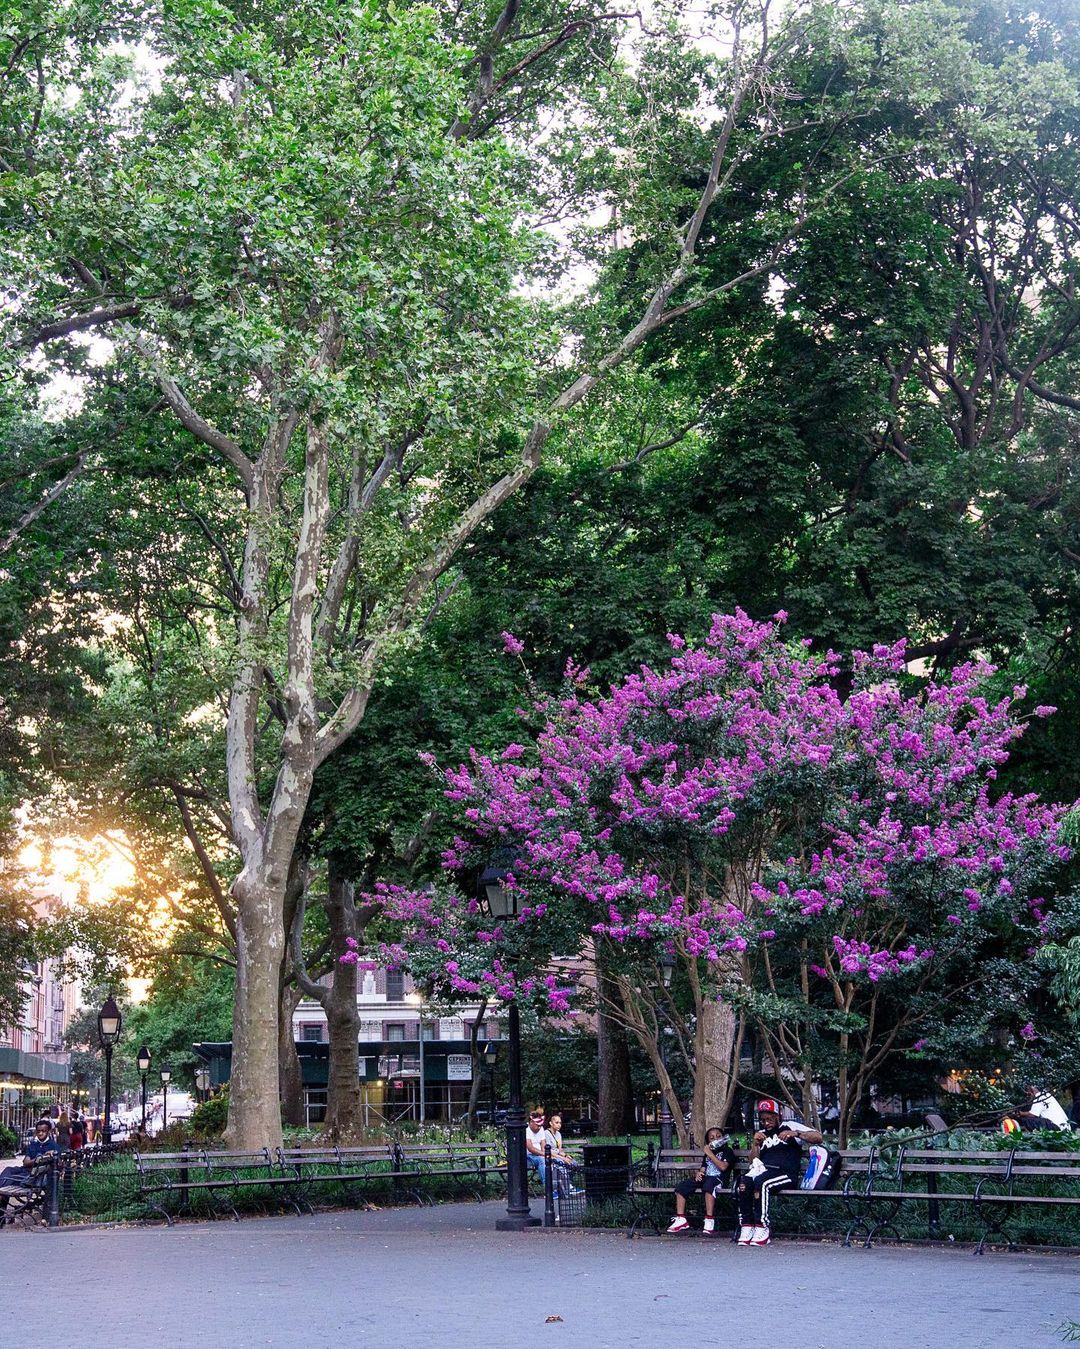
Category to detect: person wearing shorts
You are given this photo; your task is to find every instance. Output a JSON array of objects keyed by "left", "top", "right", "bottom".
[{"left": 666, "top": 1127, "right": 736, "bottom": 1234}]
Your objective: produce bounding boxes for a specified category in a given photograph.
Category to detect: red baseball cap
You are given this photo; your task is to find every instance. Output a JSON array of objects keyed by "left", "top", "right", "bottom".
[{"left": 756, "top": 1098, "right": 781, "bottom": 1116}]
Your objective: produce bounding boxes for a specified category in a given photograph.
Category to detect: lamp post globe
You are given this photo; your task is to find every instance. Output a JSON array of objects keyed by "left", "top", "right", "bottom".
[
  {"left": 478, "top": 863, "right": 539, "bottom": 1231},
  {"left": 137, "top": 1044, "right": 151, "bottom": 1135},
  {"left": 96, "top": 994, "right": 123, "bottom": 1146}
]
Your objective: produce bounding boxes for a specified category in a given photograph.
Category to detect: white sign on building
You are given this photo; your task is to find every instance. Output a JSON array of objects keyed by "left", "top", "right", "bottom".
[{"left": 446, "top": 1054, "right": 472, "bottom": 1082}]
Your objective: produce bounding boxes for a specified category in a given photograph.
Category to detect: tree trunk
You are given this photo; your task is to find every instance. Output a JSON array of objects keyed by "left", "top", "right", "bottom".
[
  {"left": 597, "top": 958, "right": 635, "bottom": 1136},
  {"left": 227, "top": 879, "right": 287, "bottom": 1149},
  {"left": 279, "top": 981, "right": 305, "bottom": 1128},
  {"left": 317, "top": 867, "right": 361, "bottom": 1139},
  {"left": 698, "top": 998, "right": 739, "bottom": 1134}
]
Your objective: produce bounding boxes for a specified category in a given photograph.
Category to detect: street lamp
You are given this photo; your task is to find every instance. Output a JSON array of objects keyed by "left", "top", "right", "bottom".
[
  {"left": 160, "top": 1066, "right": 172, "bottom": 1132},
  {"left": 479, "top": 864, "right": 539, "bottom": 1230},
  {"left": 658, "top": 951, "right": 675, "bottom": 1153},
  {"left": 137, "top": 1044, "right": 152, "bottom": 1135},
  {"left": 405, "top": 991, "right": 426, "bottom": 1125},
  {"left": 194, "top": 1066, "right": 210, "bottom": 1103},
  {"left": 96, "top": 994, "right": 123, "bottom": 1146}
]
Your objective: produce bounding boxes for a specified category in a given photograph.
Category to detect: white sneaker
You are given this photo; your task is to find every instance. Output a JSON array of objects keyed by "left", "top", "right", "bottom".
[
  {"left": 703, "top": 1218, "right": 715, "bottom": 1233},
  {"left": 736, "top": 1225, "right": 754, "bottom": 1245},
  {"left": 750, "top": 1225, "right": 771, "bottom": 1246},
  {"left": 666, "top": 1216, "right": 690, "bottom": 1234}
]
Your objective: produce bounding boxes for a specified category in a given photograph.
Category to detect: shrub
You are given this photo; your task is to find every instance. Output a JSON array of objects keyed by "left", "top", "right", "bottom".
[
  {"left": 0, "top": 1121, "right": 18, "bottom": 1155},
  {"left": 190, "top": 1087, "right": 228, "bottom": 1137}
]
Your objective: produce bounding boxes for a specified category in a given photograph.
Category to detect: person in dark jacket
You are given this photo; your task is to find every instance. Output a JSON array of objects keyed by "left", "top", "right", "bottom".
[
  {"left": 0, "top": 1119, "right": 59, "bottom": 1213},
  {"left": 736, "top": 1099, "right": 822, "bottom": 1247}
]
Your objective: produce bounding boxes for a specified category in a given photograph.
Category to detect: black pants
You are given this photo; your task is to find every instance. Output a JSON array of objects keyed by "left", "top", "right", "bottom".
[{"left": 737, "top": 1166, "right": 796, "bottom": 1226}]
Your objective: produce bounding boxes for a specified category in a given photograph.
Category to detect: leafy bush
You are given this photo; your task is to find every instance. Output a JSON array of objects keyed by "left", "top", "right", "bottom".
[
  {"left": 190, "top": 1087, "right": 228, "bottom": 1137},
  {"left": 0, "top": 1121, "right": 18, "bottom": 1155}
]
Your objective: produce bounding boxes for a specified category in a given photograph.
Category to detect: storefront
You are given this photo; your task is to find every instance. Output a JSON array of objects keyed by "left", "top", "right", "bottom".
[{"left": 0, "top": 1047, "right": 71, "bottom": 1136}]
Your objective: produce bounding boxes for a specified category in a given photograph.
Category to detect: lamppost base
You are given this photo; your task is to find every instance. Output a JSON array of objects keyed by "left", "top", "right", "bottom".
[{"left": 496, "top": 1215, "right": 542, "bottom": 1230}]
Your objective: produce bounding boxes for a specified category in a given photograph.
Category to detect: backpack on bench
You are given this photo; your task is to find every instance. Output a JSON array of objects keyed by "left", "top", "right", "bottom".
[{"left": 800, "top": 1143, "right": 842, "bottom": 1190}]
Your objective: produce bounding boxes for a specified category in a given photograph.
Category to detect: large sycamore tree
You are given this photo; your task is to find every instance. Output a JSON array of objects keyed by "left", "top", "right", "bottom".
[{"left": 3, "top": 0, "right": 967, "bottom": 1145}]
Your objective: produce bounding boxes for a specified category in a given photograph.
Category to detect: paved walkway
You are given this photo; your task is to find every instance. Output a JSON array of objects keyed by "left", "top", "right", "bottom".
[{"left": 4, "top": 1201, "right": 1077, "bottom": 1347}]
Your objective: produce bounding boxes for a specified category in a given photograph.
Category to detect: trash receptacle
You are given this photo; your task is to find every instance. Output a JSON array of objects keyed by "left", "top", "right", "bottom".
[{"left": 581, "top": 1143, "right": 631, "bottom": 1207}]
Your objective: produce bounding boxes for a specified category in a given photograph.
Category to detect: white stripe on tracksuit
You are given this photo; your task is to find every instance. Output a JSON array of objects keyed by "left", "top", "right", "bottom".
[{"left": 758, "top": 1171, "right": 792, "bottom": 1225}]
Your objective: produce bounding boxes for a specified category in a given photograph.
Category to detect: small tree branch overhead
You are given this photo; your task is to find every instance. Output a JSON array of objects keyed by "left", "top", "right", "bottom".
[{"left": 0, "top": 451, "right": 87, "bottom": 553}]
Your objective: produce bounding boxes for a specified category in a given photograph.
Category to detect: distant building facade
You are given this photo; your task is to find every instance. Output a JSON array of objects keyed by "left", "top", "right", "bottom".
[
  {"left": 289, "top": 966, "right": 500, "bottom": 1126},
  {"left": 0, "top": 943, "right": 76, "bottom": 1133}
]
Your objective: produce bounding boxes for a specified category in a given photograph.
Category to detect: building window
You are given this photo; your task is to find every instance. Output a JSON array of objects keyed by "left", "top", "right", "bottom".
[
  {"left": 385, "top": 970, "right": 405, "bottom": 1001},
  {"left": 474, "top": 1022, "right": 488, "bottom": 1041},
  {"left": 300, "top": 1023, "right": 324, "bottom": 1042},
  {"left": 421, "top": 1021, "right": 437, "bottom": 1041},
  {"left": 386, "top": 1023, "right": 406, "bottom": 1042}
]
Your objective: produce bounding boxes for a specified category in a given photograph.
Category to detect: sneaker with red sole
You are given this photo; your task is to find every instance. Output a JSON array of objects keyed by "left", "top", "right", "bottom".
[
  {"left": 736, "top": 1225, "right": 754, "bottom": 1245},
  {"left": 750, "top": 1225, "right": 771, "bottom": 1245},
  {"left": 666, "top": 1216, "right": 690, "bottom": 1234}
]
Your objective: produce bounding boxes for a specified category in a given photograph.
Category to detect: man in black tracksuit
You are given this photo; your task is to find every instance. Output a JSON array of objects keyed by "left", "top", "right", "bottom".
[{"left": 736, "top": 1097, "right": 822, "bottom": 1246}]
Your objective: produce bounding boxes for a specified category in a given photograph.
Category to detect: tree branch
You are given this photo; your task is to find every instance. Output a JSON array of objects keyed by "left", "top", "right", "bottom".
[{"left": 0, "top": 451, "right": 88, "bottom": 554}]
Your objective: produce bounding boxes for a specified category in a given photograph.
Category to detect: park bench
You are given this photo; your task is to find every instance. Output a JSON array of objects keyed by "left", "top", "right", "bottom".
[
  {"left": 134, "top": 1148, "right": 307, "bottom": 1224},
  {"left": 277, "top": 1145, "right": 394, "bottom": 1209},
  {"left": 0, "top": 1156, "right": 56, "bottom": 1227},
  {"left": 849, "top": 1145, "right": 1080, "bottom": 1254},
  {"left": 627, "top": 1146, "right": 738, "bottom": 1236},
  {"left": 626, "top": 1144, "right": 875, "bottom": 1240},
  {"left": 394, "top": 1140, "right": 505, "bottom": 1203}
]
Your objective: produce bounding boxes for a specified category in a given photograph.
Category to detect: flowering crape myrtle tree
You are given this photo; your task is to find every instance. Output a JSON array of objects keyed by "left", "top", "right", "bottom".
[{"left": 369, "top": 612, "right": 1075, "bottom": 1145}]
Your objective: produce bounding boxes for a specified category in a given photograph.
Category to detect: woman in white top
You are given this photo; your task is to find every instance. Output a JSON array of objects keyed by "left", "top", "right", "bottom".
[{"left": 544, "top": 1112, "right": 580, "bottom": 1197}]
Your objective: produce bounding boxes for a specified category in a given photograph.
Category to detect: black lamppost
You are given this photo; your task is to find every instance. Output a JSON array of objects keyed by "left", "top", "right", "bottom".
[
  {"left": 480, "top": 865, "right": 540, "bottom": 1230},
  {"left": 194, "top": 1066, "right": 210, "bottom": 1103},
  {"left": 160, "top": 1066, "right": 171, "bottom": 1132},
  {"left": 96, "top": 994, "right": 123, "bottom": 1146},
  {"left": 658, "top": 951, "right": 675, "bottom": 1154},
  {"left": 137, "top": 1045, "right": 151, "bottom": 1134}
]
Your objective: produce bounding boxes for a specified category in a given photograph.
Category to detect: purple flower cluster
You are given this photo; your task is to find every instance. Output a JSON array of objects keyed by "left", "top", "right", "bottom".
[{"left": 344, "top": 611, "right": 1072, "bottom": 1014}]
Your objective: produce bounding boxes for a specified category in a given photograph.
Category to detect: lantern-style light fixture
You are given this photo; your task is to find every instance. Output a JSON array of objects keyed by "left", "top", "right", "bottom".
[
  {"left": 478, "top": 862, "right": 522, "bottom": 920},
  {"left": 137, "top": 1044, "right": 151, "bottom": 1075},
  {"left": 159, "top": 1065, "right": 172, "bottom": 1086},
  {"left": 97, "top": 994, "right": 123, "bottom": 1046}
]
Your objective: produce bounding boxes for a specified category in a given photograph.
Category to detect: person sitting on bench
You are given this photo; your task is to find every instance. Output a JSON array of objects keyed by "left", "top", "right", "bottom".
[
  {"left": 0, "top": 1118, "right": 59, "bottom": 1214},
  {"left": 526, "top": 1109, "right": 549, "bottom": 1185},
  {"left": 736, "top": 1099, "right": 822, "bottom": 1247},
  {"left": 666, "top": 1127, "right": 736, "bottom": 1234}
]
